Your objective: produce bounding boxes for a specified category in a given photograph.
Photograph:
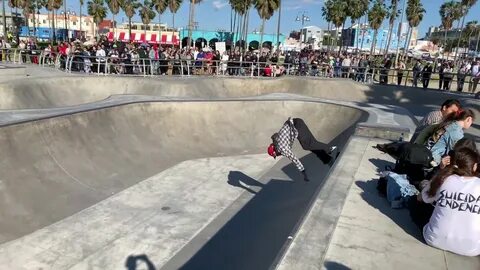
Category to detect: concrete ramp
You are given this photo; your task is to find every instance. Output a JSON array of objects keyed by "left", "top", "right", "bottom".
[{"left": 0, "top": 101, "right": 363, "bottom": 254}]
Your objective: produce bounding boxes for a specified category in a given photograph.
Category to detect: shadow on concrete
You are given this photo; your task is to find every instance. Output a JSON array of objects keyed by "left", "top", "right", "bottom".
[
  {"left": 227, "top": 171, "right": 265, "bottom": 194},
  {"left": 368, "top": 158, "right": 395, "bottom": 172},
  {"left": 324, "top": 260, "right": 352, "bottom": 270},
  {"left": 355, "top": 180, "right": 423, "bottom": 241},
  {"left": 125, "top": 254, "right": 156, "bottom": 270},
  {"left": 179, "top": 173, "right": 326, "bottom": 270}
]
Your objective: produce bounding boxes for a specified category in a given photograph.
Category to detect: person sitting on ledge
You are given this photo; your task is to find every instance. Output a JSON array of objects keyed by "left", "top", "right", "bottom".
[
  {"left": 415, "top": 147, "right": 480, "bottom": 256},
  {"left": 427, "top": 109, "right": 475, "bottom": 167},
  {"left": 267, "top": 117, "right": 338, "bottom": 182}
]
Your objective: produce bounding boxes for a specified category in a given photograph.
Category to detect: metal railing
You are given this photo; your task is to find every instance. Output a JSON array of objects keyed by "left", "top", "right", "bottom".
[{"left": 1, "top": 48, "right": 480, "bottom": 93}]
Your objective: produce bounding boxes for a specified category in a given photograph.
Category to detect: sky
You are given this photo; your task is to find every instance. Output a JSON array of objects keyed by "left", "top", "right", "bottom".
[{"left": 34, "top": 0, "right": 480, "bottom": 37}]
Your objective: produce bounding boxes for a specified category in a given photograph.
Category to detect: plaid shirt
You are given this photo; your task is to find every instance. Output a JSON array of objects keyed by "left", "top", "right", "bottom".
[
  {"left": 420, "top": 110, "right": 443, "bottom": 127},
  {"left": 272, "top": 118, "right": 304, "bottom": 172}
]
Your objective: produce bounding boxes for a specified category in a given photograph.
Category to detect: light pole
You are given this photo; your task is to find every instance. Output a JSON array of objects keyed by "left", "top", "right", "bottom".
[
  {"left": 295, "top": 11, "right": 310, "bottom": 27},
  {"left": 295, "top": 11, "right": 310, "bottom": 44}
]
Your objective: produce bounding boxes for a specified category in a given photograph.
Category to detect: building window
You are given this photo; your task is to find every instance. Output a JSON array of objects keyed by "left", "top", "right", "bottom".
[
  {"left": 73, "top": 22, "right": 76, "bottom": 25},
  {"left": 86, "top": 22, "right": 89, "bottom": 26},
  {"left": 43, "top": 19, "right": 46, "bottom": 24}
]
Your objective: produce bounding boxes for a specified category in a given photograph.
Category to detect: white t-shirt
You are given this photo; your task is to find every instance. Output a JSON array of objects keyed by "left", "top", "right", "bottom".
[{"left": 422, "top": 175, "right": 480, "bottom": 256}]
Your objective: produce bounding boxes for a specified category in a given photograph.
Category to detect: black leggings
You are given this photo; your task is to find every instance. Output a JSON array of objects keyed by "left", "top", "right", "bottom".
[
  {"left": 407, "top": 196, "right": 434, "bottom": 231},
  {"left": 293, "top": 118, "right": 332, "bottom": 163}
]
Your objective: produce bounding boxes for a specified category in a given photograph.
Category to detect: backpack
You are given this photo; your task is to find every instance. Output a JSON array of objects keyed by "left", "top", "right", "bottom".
[{"left": 394, "top": 143, "right": 433, "bottom": 186}]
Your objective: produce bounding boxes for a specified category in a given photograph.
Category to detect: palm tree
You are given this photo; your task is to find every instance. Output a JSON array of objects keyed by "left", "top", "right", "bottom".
[
  {"left": 254, "top": 0, "right": 279, "bottom": 50},
  {"left": 384, "top": 0, "right": 399, "bottom": 55},
  {"left": 79, "top": 0, "right": 83, "bottom": 38},
  {"left": 139, "top": 0, "right": 155, "bottom": 36},
  {"left": 440, "top": 1, "right": 458, "bottom": 58},
  {"left": 152, "top": 0, "right": 167, "bottom": 36},
  {"left": 122, "top": 0, "right": 141, "bottom": 40},
  {"left": 46, "top": 0, "right": 62, "bottom": 43},
  {"left": 464, "top": 20, "right": 478, "bottom": 50},
  {"left": 230, "top": 0, "right": 251, "bottom": 49},
  {"left": 21, "top": 0, "right": 33, "bottom": 37},
  {"left": 404, "top": 0, "right": 425, "bottom": 52},
  {"left": 167, "top": 0, "right": 182, "bottom": 28},
  {"left": 9, "top": 0, "right": 25, "bottom": 42},
  {"left": 454, "top": 0, "right": 477, "bottom": 61},
  {"left": 346, "top": 0, "right": 369, "bottom": 52},
  {"left": 106, "top": 0, "right": 123, "bottom": 37},
  {"left": 187, "top": 0, "right": 202, "bottom": 48},
  {"left": 368, "top": 0, "right": 388, "bottom": 54},
  {"left": 322, "top": 0, "right": 347, "bottom": 52},
  {"left": 87, "top": 0, "right": 107, "bottom": 38}
]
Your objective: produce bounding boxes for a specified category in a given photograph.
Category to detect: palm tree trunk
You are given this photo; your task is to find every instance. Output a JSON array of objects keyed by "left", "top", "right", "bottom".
[
  {"left": 128, "top": 17, "right": 132, "bottom": 41},
  {"left": 475, "top": 29, "right": 480, "bottom": 54},
  {"left": 276, "top": 0, "right": 281, "bottom": 51},
  {"left": 231, "top": 11, "right": 236, "bottom": 47},
  {"left": 244, "top": 9, "right": 250, "bottom": 52},
  {"left": 53, "top": 10, "right": 57, "bottom": 43},
  {"left": 403, "top": 25, "right": 411, "bottom": 51},
  {"left": 158, "top": 14, "right": 161, "bottom": 39},
  {"left": 338, "top": 21, "right": 345, "bottom": 54},
  {"left": 371, "top": 29, "right": 378, "bottom": 54},
  {"left": 172, "top": 13, "right": 175, "bottom": 28},
  {"left": 454, "top": 15, "right": 466, "bottom": 63},
  {"left": 113, "top": 13, "right": 116, "bottom": 39},
  {"left": 235, "top": 12, "right": 242, "bottom": 48},
  {"left": 360, "top": 14, "right": 367, "bottom": 52},
  {"left": 2, "top": 0, "right": 7, "bottom": 40},
  {"left": 443, "top": 29, "right": 448, "bottom": 59},
  {"left": 385, "top": 21, "right": 394, "bottom": 55},
  {"left": 33, "top": 6, "right": 37, "bottom": 37},
  {"left": 259, "top": 18, "right": 265, "bottom": 51},
  {"left": 187, "top": 0, "right": 194, "bottom": 48},
  {"left": 79, "top": 3, "right": 82, "bottom": 39}
]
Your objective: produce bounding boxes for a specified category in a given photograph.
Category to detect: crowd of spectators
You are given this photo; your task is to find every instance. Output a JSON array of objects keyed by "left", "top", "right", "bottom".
[{"left": 2, "top": 37, "right": 480, "bottom": 94}]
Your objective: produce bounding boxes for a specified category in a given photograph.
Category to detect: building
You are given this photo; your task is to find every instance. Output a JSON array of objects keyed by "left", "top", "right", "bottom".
[
  {"left": 20, "top": 13, "right": 96, "bottom": 40},
  {"left": 299, "top": 26, "right": 325, "bottom": 49},
  {"left": 107, "top": 21, "right": 179, "bottom": 45},
  {"left": 342, "top": 23, "right": 418, "bottom": 53}
]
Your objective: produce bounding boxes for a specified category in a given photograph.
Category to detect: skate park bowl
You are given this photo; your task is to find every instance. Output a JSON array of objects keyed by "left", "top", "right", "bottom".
[{"left": 0, "top": 98, "right": 366, "bottom": 269}]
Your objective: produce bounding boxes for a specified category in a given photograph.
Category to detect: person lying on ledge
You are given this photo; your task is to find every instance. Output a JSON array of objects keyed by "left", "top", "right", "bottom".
[{"left": 267, "top": 117, "right": 338, "bottom": 182}]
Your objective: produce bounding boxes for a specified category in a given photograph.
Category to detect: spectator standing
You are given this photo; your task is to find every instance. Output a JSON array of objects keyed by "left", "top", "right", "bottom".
[
  {"left": 442, "top": 63, "right": 454, "bottom": 91},
  {"left": 412, "top": 60, "right": 422, "bottom": 87},
  {"left": 457, "top": 64, "right": 468, "bottom": 92},
  {"left": 422, "top": 62, "right": 433, "bottom": 89},
  {"left": 397, "top": 59, "right": 406, "bottom": 86}
]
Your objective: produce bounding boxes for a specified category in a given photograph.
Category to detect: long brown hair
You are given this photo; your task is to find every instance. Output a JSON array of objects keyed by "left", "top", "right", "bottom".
[
  {"left": 428, "top": 147, "right": 479, "bottom": 197},
  {"left": 440, "top": 109, "right": 475, "bottom": 129}
]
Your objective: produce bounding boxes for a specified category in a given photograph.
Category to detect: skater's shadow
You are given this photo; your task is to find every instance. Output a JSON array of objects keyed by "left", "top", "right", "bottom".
[
  {"left": 125, "top": 254, "right": 156, "bottom": 270},
  {"left": 228, "top": 171, "right": 265, "bottom": 194}
]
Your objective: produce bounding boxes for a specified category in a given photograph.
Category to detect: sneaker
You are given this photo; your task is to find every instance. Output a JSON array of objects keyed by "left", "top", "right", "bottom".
[{"left": 328, "top": 146, "right": 337, "bottom": 154}]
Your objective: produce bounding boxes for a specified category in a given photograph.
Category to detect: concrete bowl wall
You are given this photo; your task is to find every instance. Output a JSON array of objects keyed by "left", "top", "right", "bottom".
[{"left": 0, "top": 100, "right": 364, "bottom": 244}]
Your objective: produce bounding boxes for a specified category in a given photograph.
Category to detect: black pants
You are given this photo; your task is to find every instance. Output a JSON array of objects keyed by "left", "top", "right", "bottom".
[
  {"left": 292, "top": 118, "right": 332, "bottom": 164},
  {"left": 397, "top": 72, "right": 403, "bottom": 85},
  {"left": 438, "top": 74, "right": 444, "bottom": 89},
  {"left": 422, "top": 77, "right": 430, "bottom": 89},
  {"left": 407, "top": 196, "right": 434, "bottom": 231}
]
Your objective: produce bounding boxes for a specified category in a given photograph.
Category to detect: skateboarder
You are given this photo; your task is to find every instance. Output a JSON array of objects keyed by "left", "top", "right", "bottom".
[{"left": 267, "top": 117, "right": 337, "bottom": 182}]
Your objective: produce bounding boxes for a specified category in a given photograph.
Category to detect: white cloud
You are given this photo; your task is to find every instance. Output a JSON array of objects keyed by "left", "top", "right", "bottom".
[{"left": 212, "top": 0, "right": 228, "bottom": 10}]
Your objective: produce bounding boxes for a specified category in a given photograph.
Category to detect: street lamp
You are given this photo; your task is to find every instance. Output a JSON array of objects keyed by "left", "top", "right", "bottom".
[{"left": 295, "top": 11, "right": 310, "bottom": 27}]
